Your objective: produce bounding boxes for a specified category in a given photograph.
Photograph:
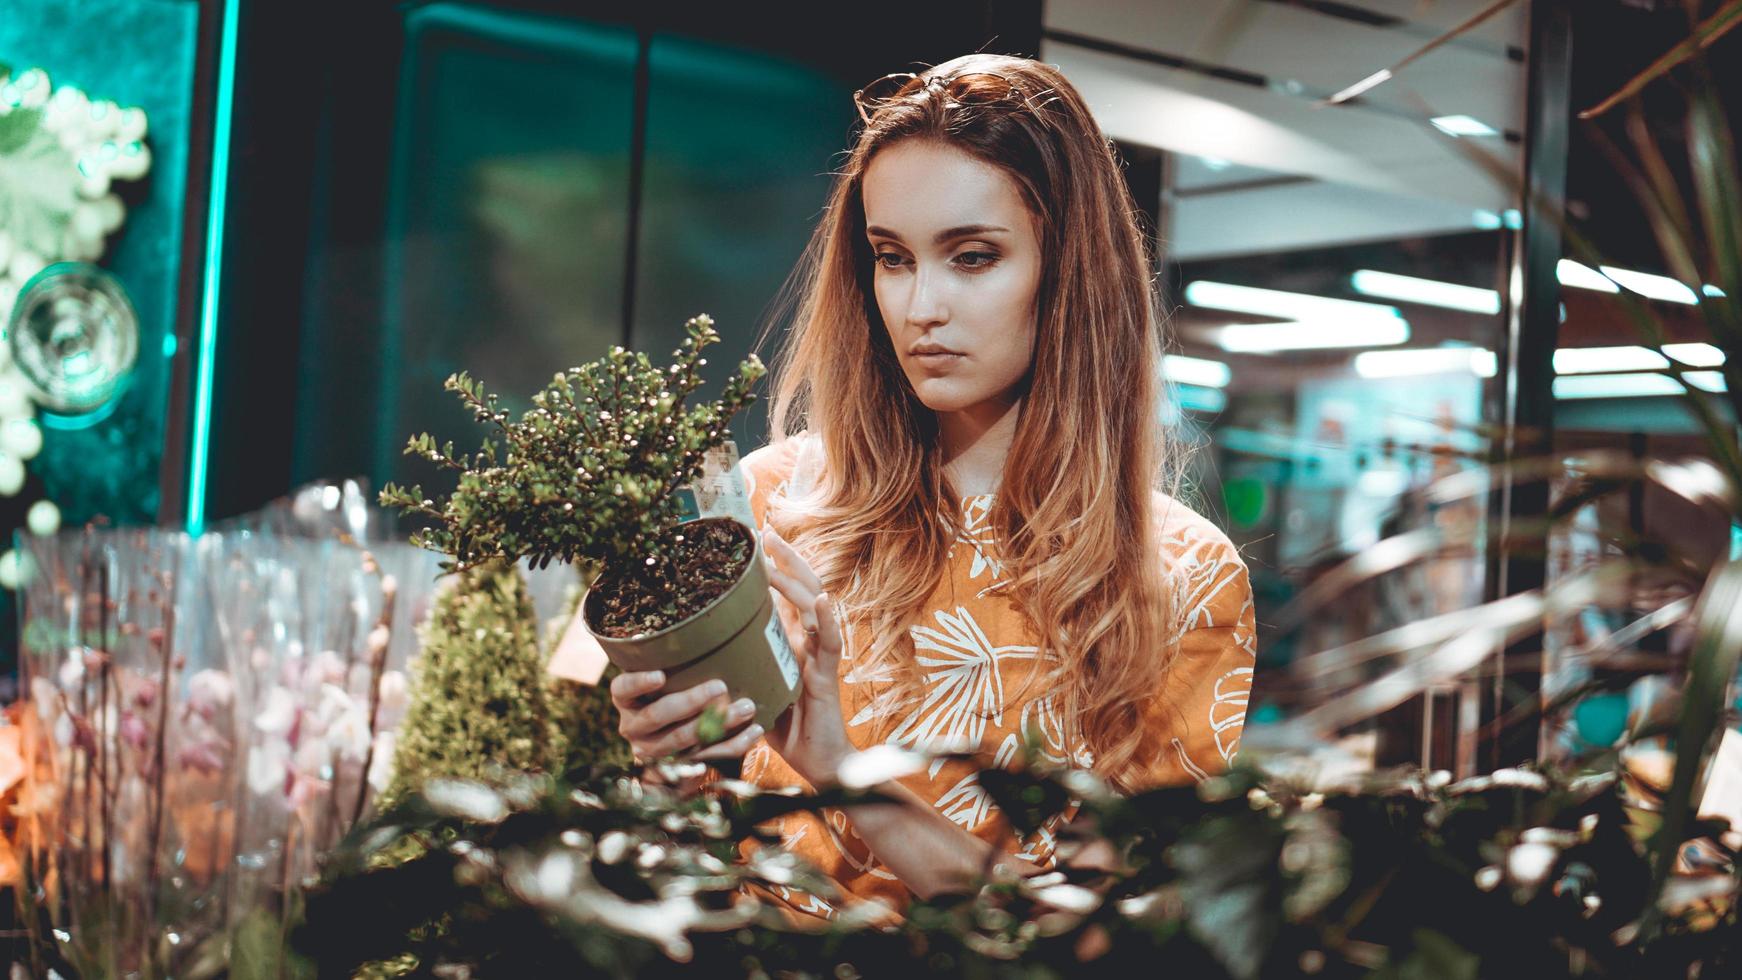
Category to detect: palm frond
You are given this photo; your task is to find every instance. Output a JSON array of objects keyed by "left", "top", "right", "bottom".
[{"left": 1580, "top": 0, "right": 1742, "bottom": 119}]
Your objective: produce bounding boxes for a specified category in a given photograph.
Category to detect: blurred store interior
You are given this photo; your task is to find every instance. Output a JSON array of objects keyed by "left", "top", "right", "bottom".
[{"left": 0, "top": 0, "right": 1737, "bottom": 770}]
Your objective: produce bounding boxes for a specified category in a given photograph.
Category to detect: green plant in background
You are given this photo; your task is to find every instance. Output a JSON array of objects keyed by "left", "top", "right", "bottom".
[
  {"left": 375, "top": 310, "right": 747, "bottom": 809},
  {"left": 1277, "top": 0, "right": 1742, "bottom": 954},
  {"left": 377, "top": 560, "right": 564, "bottom": 813},
  {"left": 545, "top": 579, "right": 633, "bottom": 774},
  {"left": 337, "top": 572, "right": 631, "bottom": 979},
  {"left": 379, "top": 313, "right": 765, "bottom": 576},
  {"left": 375, "top": 310, "right": 756, "bottom": 803}
]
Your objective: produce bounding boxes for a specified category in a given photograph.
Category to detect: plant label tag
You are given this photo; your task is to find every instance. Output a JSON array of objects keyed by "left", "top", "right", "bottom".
[
  {"left": 548, "top": 609, "right": 610, "bottom": 686},
  {"left": 690, "top": 437, "right": 755, "bottom": 529},
  {"left": 766, "top": 612, "right": 801, "bottom": 692}
]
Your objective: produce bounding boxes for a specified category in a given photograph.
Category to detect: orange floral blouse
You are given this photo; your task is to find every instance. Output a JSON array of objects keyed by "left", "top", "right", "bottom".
[{"left": 734, "top": 432, "right": 1258, "bottom": 927}]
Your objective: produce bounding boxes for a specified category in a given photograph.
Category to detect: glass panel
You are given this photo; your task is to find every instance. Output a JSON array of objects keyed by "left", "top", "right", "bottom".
[
  {"left": 352, "top": 3, "right": 639, "bottom": 494},
  {"left": 633, "top": 35, "right": 850, "bottom": 450},
  {"left": 0, "top": 0, "right": 199, "bottom": 524},
  {"left": 0, "top": 0, "right": 200, "bottom": 685}
]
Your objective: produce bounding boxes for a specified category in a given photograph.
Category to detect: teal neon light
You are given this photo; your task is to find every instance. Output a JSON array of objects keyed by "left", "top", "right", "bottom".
[{"left": 187, "top": 0, "right": 240, "bottom": 536}]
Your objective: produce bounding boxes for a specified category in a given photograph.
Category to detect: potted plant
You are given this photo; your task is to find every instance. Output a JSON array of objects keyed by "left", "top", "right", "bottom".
[{"left": 380, "top": 314, "right": 798, "bottom": 736}]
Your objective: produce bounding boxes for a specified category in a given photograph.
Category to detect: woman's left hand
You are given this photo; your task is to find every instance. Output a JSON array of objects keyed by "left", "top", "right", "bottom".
[{"left": 759, "top": 524, "right": 855, "bottom": 789}]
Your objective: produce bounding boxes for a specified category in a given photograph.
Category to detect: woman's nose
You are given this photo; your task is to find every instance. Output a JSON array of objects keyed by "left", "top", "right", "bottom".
[{"left": 905, "top": 265, "right": 948, "bottom": 326}]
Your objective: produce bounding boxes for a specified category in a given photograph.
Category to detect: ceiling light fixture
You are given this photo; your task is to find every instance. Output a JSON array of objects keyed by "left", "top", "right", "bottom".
[
  {"left": 1185, "top": 280, "right": 1403, "bottom": 324},
  {"left": 1553, "top": 345, "right": 1668, "bottom": 374},
  {"left": 1354, "top": 347, "right": 1497, "bottom": 378},
  {"left": 1598, "top": 265, "right": 1700, "bottom": 305},
  {"left": 1553, "top": 371, "right": 1726, "bottom": 399},
  {"left": 1212, "top": 318, "right": 1410, "bottom": 353},
  {"left": 1430, "top": 114, "right": 1499, "bottom": 137},
  {"left": 1351, "top": 270, "right": 1501, "bottom": 314},
  {"left": 1162, "top": 354, "right": 1232, "bottom": 388},
  {"left": 1557, "top": 259, "right": 1619, "bottom": 293}
]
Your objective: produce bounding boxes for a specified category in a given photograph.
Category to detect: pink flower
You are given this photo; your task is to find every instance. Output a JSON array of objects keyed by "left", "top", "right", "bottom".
[
  {"left": 366, "top": 730, "right": 396, "bottom": 793},
  {"left": 120, "top": 711, "right": 149, "bottom": 751},
  {"left": 317, "top": 684, "right": 371, "bottom": 762},
  {"left": 133, "top": 678, "right": 160, "bottom": 710},
  {"left": 376, "top": 670, "right": 409, "bottom": 727},
  {"left": 247, "top": 741, "right": 290, "bottom": 796},
  {"left": 309, "top": 650, "right": 348, "bottom": 688},
  {"left": 346, "top": 662, "right": 372, "bottom": 700},
  {"left": 176, "top": 739, "right": 227, "bottom": 774},
  {"left": 57, "top": 652, "right": 84, "bottom": 690},
  {"left": 187, "top": 669, "right": 235, "bottom": 719},
  {"left": 254, "top": 686, "right": 296, "bottom": 736}
]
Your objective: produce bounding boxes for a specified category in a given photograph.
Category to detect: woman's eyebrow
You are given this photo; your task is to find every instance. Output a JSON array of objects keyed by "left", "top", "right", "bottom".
[{"left": 865, "top": 224, "right": 1011, "bottom": 244}]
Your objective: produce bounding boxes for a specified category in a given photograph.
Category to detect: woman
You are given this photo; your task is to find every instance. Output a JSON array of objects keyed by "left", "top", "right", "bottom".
[{"left": 611, "top": 52, "right": 1256, "bottom": 927}]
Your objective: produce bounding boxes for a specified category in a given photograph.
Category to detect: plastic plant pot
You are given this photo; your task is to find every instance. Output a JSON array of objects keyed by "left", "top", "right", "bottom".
[{"left": 582, "top": 516, "right": 800, "bottom": 734}]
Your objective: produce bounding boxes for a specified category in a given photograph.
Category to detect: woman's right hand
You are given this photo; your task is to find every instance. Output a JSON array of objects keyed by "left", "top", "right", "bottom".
[{"left": 609, "top": 670, "right": 764, "bottom": 764}]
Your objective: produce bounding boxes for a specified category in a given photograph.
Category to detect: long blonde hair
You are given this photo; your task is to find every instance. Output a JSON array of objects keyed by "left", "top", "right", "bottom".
[{"left": 756, "top": 53, "right": 1181, "bottom": 792}]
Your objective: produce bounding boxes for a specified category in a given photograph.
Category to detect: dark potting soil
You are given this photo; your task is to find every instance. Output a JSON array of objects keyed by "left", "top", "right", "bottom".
[{"left": 588, "top": 518, "right": 753, "bottom": 638}]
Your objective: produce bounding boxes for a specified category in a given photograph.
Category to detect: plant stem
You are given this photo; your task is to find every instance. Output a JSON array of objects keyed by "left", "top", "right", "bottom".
[
  {"left": 352, "top": 587, "right": 397, "bottom": 827},
  {"left": 322, "top": 609, "right": 358, "bottom": 851},
  {"left": 96, "top": 560, "right": 112, "bottom": 900},
  {"left": 143, "top": 572, "right": 177, "bottom": 969},
  {"left": 75, "top": 546, "right": 93, "bottom": 894},
  {"left": 278, "top": 814, "right": 299, "bottom": 980}
]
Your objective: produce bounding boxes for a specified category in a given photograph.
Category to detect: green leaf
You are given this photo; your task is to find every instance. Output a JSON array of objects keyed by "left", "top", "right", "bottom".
[
  {"left": 1687, "top": 75, "right": 1742, "bottom": 351},
  {"left": 1174, "top": 813, "right": 1285, "bottom": 980},
  {"left": 695, "top": 702, "right": 728, "bottom": 746},
  {"left": 976, "top": 766, "right": 1074, "bottom": 837},
  {"left": 383, "top": 313, "right": 761, "bottom": 574},
  {"left": 1377, "top": 928, "right": 1481, "bottom": 980},
  {"left": 0, "top": 106, "right": 44, "bottom": 154},
  {"left": 227, "top": 904, "right": 314, "bottom": 980},
  {"left": 1577, "top": 107, "right": 1700, "bottom": 290},
  {"left": 1640, "top": 558, "right": 1742, "bottom": 940},
  {"left": 1580, "top": 0, "right": 1742, "bottom": 119},
  {"left": 1315, "top": 0, "right": 1524, "bottom": 107}
]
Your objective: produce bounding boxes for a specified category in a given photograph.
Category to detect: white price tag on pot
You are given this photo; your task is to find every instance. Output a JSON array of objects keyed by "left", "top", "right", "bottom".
[
  {"left": 766, "top": 612, "right": 801, "bottom": 691},
  {"left": 689, "top": 437, "right": 755, "bottom": 529}
]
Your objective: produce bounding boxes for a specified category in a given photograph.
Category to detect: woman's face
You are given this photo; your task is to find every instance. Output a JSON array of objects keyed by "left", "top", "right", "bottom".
[{"left": 861, "top": 139, "right": 1043, "bottom": 420}]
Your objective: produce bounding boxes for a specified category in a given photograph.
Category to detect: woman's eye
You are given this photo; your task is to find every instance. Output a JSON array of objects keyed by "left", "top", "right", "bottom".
[{"left": 872, "top": 251, "right": 997, "bottom": 271}]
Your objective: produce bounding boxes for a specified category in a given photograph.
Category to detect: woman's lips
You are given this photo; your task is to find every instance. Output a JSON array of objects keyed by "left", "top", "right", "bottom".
[{"left": 913, "top": 352, "right": 964, "bottom": 368}]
